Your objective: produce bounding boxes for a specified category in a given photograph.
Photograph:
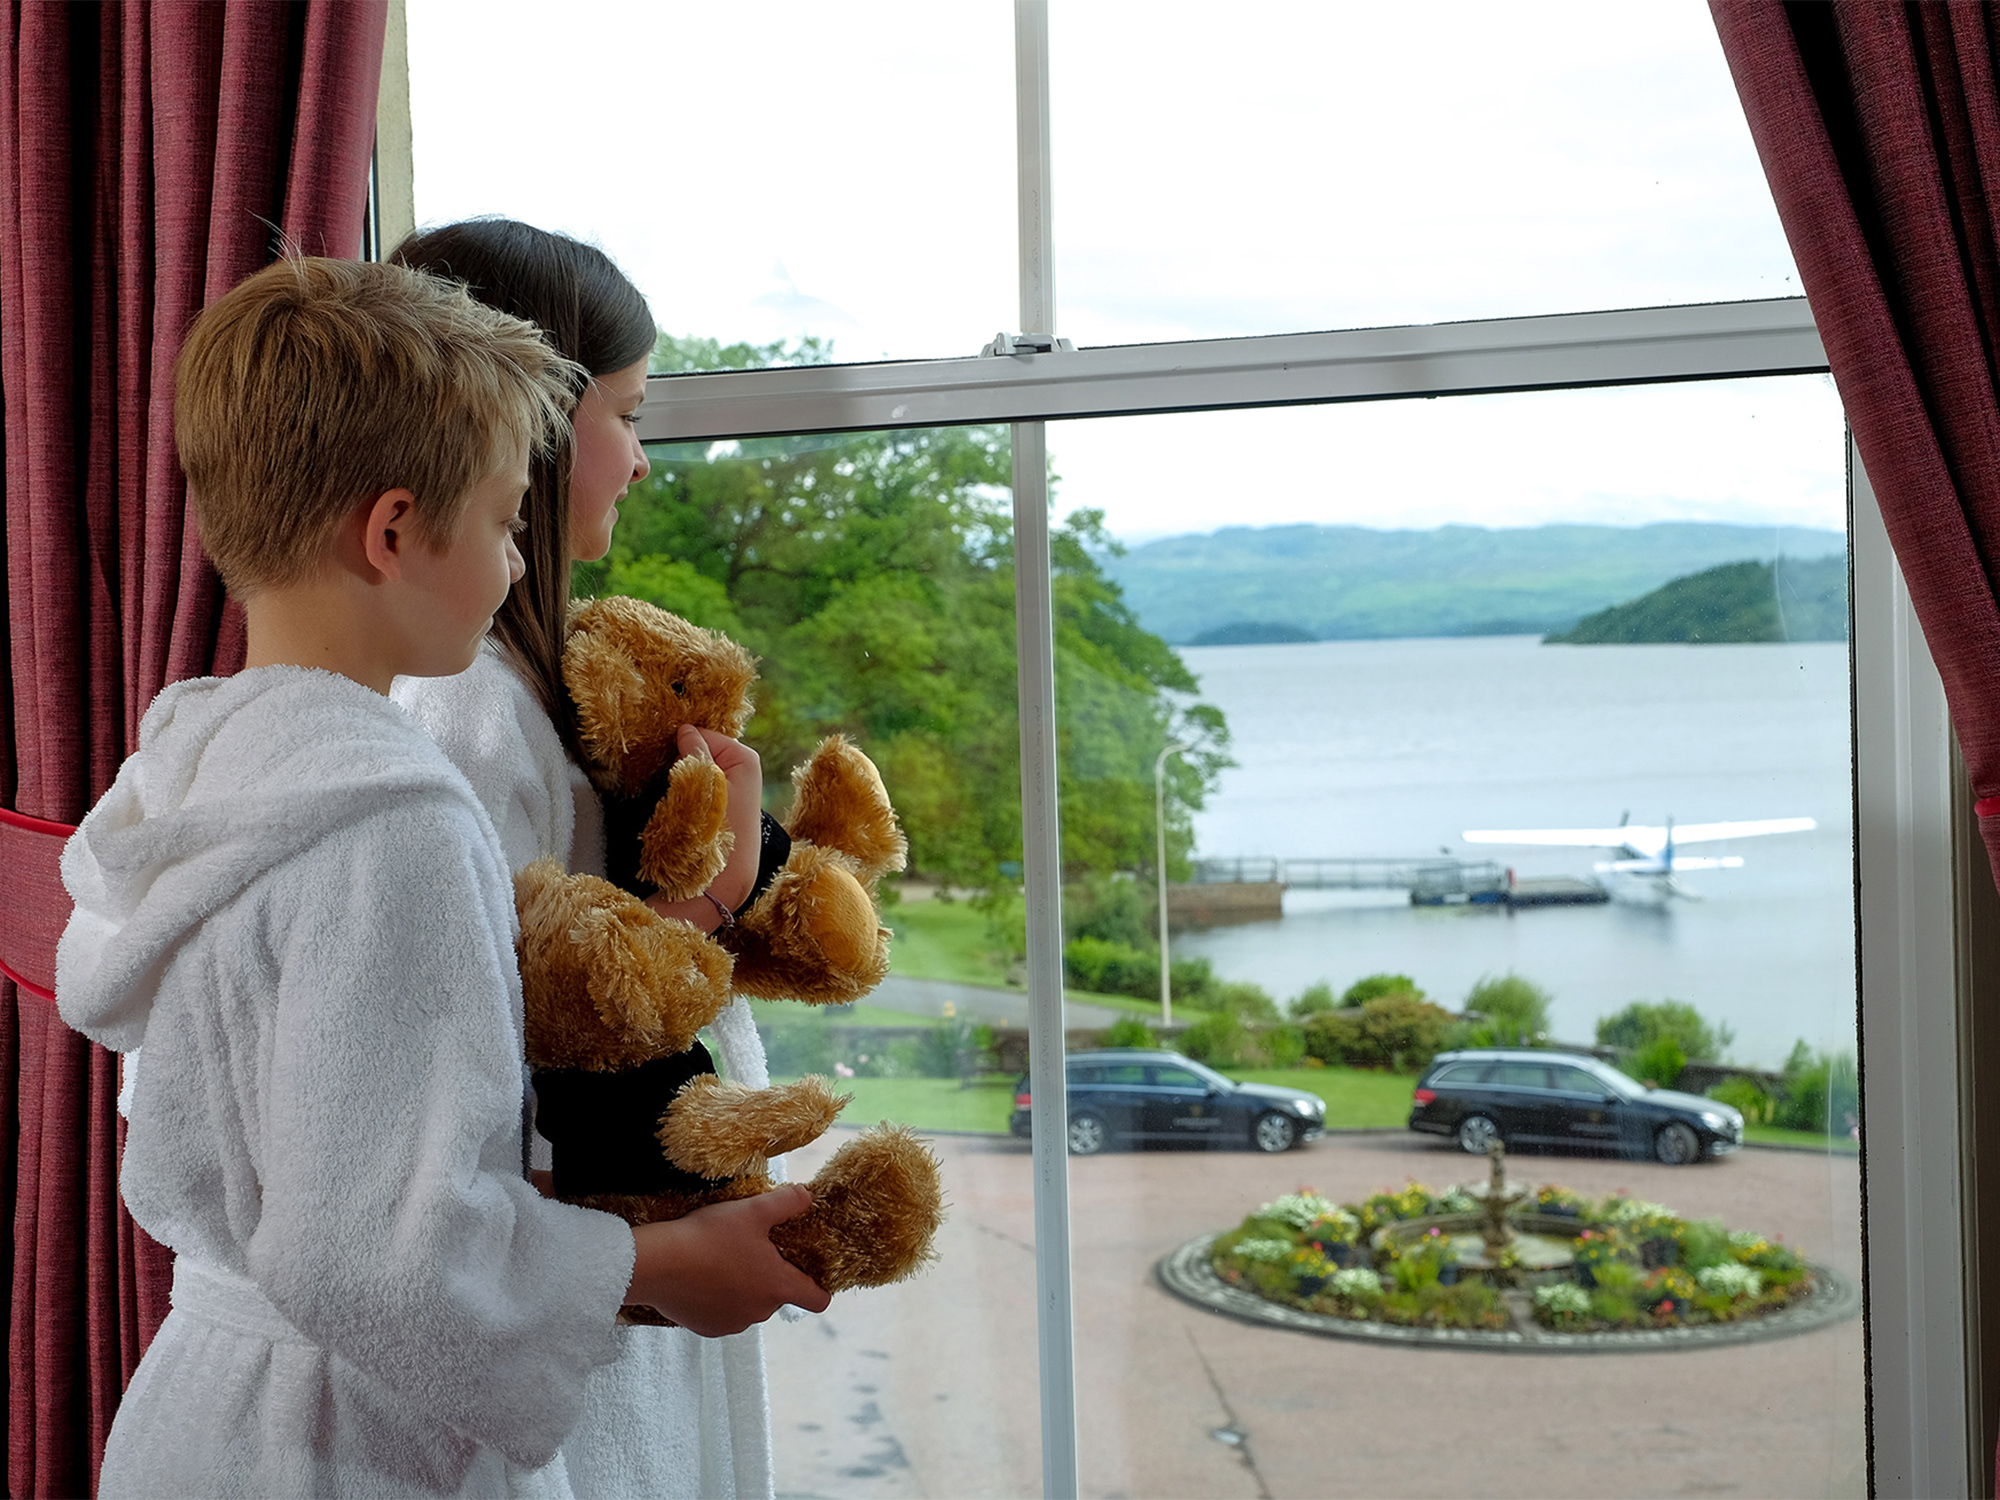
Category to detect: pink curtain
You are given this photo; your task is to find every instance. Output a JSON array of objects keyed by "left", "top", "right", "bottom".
[
  {"left": 0, "top": 3, "right": 385, "bottom": 1493},
  {"left": 1711, "top": 0, "right": 2000, "bottom": 889}
]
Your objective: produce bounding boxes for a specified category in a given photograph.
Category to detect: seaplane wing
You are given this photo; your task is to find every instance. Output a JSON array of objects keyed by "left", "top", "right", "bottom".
[
  {"left": 1462, "top": 826, "right": 1661, "bottom": 852},
  {"left": 1462, "top": 816, "right": 1816, "bottom": 893},
  {"left": 1658, "top": 817, "right": 1817, "bottom": 845}
]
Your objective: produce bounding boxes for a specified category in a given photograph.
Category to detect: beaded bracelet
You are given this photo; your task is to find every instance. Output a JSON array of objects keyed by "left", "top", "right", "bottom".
[{"left": 702, "top": 891, "right": 737, "bottom": 931}]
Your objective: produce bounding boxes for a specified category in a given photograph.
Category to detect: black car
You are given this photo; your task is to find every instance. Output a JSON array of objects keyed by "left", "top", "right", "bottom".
[
  {"left": 1010, "top": 1049, "right": 1326, "bottom": 1155},
  {"left": 1407, "top": 1048, "right": 1744, "bottom": 1165}
]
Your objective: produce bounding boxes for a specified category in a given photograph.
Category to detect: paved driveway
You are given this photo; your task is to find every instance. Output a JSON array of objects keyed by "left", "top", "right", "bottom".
[{"left": 766, "top": 1131, "right": 1865, "bottom": 1499}]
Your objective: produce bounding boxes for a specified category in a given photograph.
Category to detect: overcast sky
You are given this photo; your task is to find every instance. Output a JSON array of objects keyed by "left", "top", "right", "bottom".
[{"left": 406, "top": 0, "right": 1840, "bottom": 545}]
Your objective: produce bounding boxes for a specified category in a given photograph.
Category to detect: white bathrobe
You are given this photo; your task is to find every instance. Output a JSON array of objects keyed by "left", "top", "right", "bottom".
[
  {"left": 395, "top": 646, "right": 775, "bottom": 1500},
  {"left": 57, "top": 666, "right": 637, "bottom": 1500}
]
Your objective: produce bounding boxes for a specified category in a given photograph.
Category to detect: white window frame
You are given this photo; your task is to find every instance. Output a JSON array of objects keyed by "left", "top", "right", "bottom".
[
  {"left": 637, "top": 299, "right": 1959, "bottom": 1500},
  {"left": 384, "top": 0, "right": 1962, "bottom": 1487}
]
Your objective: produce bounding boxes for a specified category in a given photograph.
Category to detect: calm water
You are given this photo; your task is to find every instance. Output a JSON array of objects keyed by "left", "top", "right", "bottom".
[{"left": 1173, "top": 636, "right": 1855, "bottom": 1069}]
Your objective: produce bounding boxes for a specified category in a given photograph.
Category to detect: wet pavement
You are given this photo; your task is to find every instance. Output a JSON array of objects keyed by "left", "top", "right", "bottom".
[{"left": 766, "top": 1130, "right": 1865, "bottom": 1499}]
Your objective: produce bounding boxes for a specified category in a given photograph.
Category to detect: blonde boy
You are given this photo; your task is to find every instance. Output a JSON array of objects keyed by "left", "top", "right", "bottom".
[{"left": 56, "top": 259, "right": 823, "bottom": 1500}]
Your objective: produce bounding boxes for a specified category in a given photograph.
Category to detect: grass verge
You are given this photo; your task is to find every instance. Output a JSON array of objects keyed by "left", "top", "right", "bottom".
[
  {"left": 1743, "top": 1124, "right": 1861, "bottom": 1154},
  {"left": 884, "top": 898, "right": 1012, "bottom": 987},
  {"left": 782, "top": 1074, "right": 1020, "bottom": 1135}
]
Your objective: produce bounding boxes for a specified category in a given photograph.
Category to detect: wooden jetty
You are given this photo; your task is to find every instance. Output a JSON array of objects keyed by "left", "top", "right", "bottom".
[{"left": 1178, "top": 856, "right": 1608, "bottom": 919}]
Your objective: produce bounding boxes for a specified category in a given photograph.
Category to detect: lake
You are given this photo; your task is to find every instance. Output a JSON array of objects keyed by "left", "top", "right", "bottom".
[{"left": 1172, "top": 635, "right": 1856, "bottom": 1069}]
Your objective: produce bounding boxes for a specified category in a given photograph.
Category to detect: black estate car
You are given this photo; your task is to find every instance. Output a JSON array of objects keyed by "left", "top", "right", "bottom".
[
  {"left": 1010, "top": 1049, "right": 1327, "bottom": 1155},
  {"left": 1407, "top": 1048, "right": 1743, "bottom": 1165}
]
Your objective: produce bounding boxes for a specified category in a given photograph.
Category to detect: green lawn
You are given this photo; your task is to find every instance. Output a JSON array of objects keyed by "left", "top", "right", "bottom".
[
  {"left": 884, "top": 898, "right": 1210, "bottom": 1016},
  {"left": 773, "top": 1065, "right": 1416, "bottom": 1135},
  {"left": 1743, "top": 1124, "right": 1860, "bottom": 1154},
  {"left": 771, "top": 1061, "right": 1867, "bottom": 1151},
  {"left": 749, "top": 999, "right": 938, "bottom": 1030},
  {"left": 884, "top": 898, "right": 1012, "bottom": 987},
  {"left": 785, "top": 1074, "right": 1021, "bottom": 1134}
]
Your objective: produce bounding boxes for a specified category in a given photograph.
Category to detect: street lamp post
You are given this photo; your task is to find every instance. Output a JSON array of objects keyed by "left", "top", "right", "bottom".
[{"left": 1155, "top": 741, "right": 1190, "bottom": 1027}]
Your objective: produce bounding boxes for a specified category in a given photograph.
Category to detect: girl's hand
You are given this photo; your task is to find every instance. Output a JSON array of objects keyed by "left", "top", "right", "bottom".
[
  {"left": 644, "top": 724, "right": 763, "bottom": 933},
  {"left": 624, "top": 1186, "right": 831, "bottom": 1336}
]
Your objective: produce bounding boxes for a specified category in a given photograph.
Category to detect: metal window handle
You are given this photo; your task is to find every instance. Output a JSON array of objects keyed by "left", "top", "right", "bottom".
[{"left": 982, "top": 332, "right": 1075, "bottom": 356}]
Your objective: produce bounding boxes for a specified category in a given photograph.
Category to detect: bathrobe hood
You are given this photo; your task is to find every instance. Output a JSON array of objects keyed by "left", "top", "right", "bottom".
[{"left": 59, "top": 668, "right": 498, "bottom": 1050}]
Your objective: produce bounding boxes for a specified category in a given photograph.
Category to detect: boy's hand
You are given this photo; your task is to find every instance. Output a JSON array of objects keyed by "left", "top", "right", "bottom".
[
  {"left": 645, "top": 725, "right": 763, "bottom": 932},
  {"left": 624, "top": 1186, "right": 830, "bottom": 1336}
]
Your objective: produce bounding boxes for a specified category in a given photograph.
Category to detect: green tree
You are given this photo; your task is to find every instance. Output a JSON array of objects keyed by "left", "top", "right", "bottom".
[{"left": 590, "top": 333, "right": 1232, "bottom": 890}]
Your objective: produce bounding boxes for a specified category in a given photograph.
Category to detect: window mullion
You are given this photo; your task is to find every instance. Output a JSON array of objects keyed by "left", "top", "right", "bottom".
[{"left": 1011, "top": 5, "right": 1081, "bottom": 1498}]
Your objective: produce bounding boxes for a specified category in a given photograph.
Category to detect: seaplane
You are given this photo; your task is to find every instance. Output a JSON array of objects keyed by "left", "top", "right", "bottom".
[{"left": 1460, "top": 814, "right": 1817, "bottom": 900}]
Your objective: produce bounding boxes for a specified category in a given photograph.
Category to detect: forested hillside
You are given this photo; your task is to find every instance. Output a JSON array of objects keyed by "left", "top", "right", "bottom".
[
  {"left": 1544, "top": 555, "right": 1848, "bottom": 643},
  {"left": 1100, "top": 523, "right": 1846, "bottom": 643}
]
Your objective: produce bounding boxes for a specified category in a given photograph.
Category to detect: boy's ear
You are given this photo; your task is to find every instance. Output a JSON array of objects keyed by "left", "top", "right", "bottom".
[{"left": 357, "top": 488, "right": 421, "bottom": 582}]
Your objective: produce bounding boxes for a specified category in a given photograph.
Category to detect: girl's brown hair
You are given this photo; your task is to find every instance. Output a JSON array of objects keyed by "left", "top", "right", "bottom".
[{"left": 391, "top": 220, "right": 655, "bottom": 757}]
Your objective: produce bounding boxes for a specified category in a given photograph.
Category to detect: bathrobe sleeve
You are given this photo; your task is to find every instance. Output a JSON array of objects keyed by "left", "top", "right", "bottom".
[{"left": 242, "top": 795, "right": 633, "bottom": 1469}]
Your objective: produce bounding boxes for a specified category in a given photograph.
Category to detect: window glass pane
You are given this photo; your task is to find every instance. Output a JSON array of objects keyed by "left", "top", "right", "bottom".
[
  {"left": 1051, "top": 0, "right": 1798, "bottom": 343},
  {"left": 606, "top": 426, "right": 1038, "bottom": 1492},
  {"left": 406, "top": 1, "right": 1014, "bottom": 369},
  {"left": 1050, "top": 382, "right": 1862, "bottom": 1496}
]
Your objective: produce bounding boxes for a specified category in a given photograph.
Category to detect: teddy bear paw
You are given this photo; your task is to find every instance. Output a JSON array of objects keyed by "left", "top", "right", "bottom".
[
  {"left": 783, "top": 735, "right": 908, "bottom": 879},
  {"left": 657, "top": 1074, "right": 849, "bottom": 1179},
  {"left": 769, "top": 1125, "right": 945, "bottom": 1292},
  {"left": 726, "top": 845, "right": 891, "bottom": 1004},
  {"left": 636, "top": 752, "right": 732, "bottom": 899}
]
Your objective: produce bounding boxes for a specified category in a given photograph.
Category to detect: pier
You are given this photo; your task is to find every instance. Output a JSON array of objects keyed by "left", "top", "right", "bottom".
[{"left": 1175, "top": 857, "right": 1608, "bottom": 922}]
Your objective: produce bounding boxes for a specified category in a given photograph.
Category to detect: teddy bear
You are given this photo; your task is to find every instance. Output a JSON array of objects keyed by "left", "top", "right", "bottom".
[
  {"left": 513, "top": 595, "right": 941, "bottom": 1322},
  {"left": 561, "top": 594, "right": 908, "bottom": 1005}
]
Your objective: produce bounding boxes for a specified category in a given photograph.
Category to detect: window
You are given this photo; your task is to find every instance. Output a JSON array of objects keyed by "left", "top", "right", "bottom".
[{"left": 400, "top": 1, "right": 1970, "bottom": 1490}]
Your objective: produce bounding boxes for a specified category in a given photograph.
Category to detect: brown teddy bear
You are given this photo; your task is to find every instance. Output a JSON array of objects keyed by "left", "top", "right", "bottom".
[{"left": 514, "top": 596, "right": 941, "bottom": 1323}]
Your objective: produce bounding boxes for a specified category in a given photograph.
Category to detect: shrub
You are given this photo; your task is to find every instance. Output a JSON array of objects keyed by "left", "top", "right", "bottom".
[
  {"left": 971, "top": 883, "right": 1027, "bottom": 964},
  {"left": 1460, "top": 973, "right": 1552, "bottom": 1047},
  {"left": 914, "top": 1016, "right": 988, "bottom": 1078},
  {"left": 1262, "top": 1023, "right": 1308, "bottom": 1068},
  {"left": 762, "top": 1018, "right": 835, "bottom": 1076},
  {"left": 1303, "top": 993, "right": 1452, "bottom": 1070},
  {"left": 1707, "top": 1076, "right": 1775, "bottom": 1124},
  {"left": 1213, "top": 979, "right": 1280, "bottom": 1021},
  {"left": 1773, "top": 1044, "right": 1858, "bottom": 1135},
  {"left": 1063, "top": 937, "right": 1156, "bottom": 997},
  {"left": 1064, "top": 873, "right": 1156, "bottom": 949},
  {"left": 1062, "top": 937, "right": 1224, "bottom": 1007},
  {"left": 1101, "top": 1015, "right": 1158, "bottom": 1050},
  {"left": 1302, "top": 1008, "right": 1362, "bottom": 1065},
  {"left": 1179, "top": 1009, "right": 1252, "bottom": 1066},
  {"left": 1596, "top": 999, "right": 1732, "bottom": 1064},
  {"left": 1630, "top": 1036, "right": 1686, "bottom": 1089},
  {"left": 1340, "top": 972, "right": 1423, "bottom": 1008},
  {"left": 1290, "top": 981, "right": 1338, "bottom": 1018}
]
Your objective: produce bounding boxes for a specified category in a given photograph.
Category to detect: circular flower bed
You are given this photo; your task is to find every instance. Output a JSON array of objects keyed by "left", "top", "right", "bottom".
[{"left": 1207, "top": 1181, "right": 1815, "bottom": 1335}]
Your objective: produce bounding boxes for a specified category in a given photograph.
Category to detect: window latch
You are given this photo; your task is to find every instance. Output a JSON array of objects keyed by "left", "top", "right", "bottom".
[{"left": 982, "top": 332, "right": 1075, "bottom": 357}]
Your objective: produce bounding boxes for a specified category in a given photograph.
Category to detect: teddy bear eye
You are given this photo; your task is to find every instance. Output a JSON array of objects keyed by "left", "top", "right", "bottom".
[{"left": 671, "top": 681, "right": 687, "bottom": 696}]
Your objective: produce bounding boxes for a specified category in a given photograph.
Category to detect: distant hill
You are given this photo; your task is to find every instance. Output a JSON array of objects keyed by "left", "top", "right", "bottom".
[
  {"left": 1100, "top": 522, "right": 1846, "bottom": 644},
  {"left": 1188, "top": 621, "right": 1317, "bottom": 646},
  {"left": 1546, "top": 555, "right": 1848, "bottom": 644}
]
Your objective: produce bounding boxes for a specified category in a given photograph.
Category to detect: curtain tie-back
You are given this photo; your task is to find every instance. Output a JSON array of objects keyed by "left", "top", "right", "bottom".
[{"left": 0, "top": 805, "right": 75, "bottom": 1000}]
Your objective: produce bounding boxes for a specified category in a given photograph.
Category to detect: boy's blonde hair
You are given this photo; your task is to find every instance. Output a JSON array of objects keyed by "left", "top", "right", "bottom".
[{"left": 175, "top": 256, "right": 584, "bottom": 594}]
